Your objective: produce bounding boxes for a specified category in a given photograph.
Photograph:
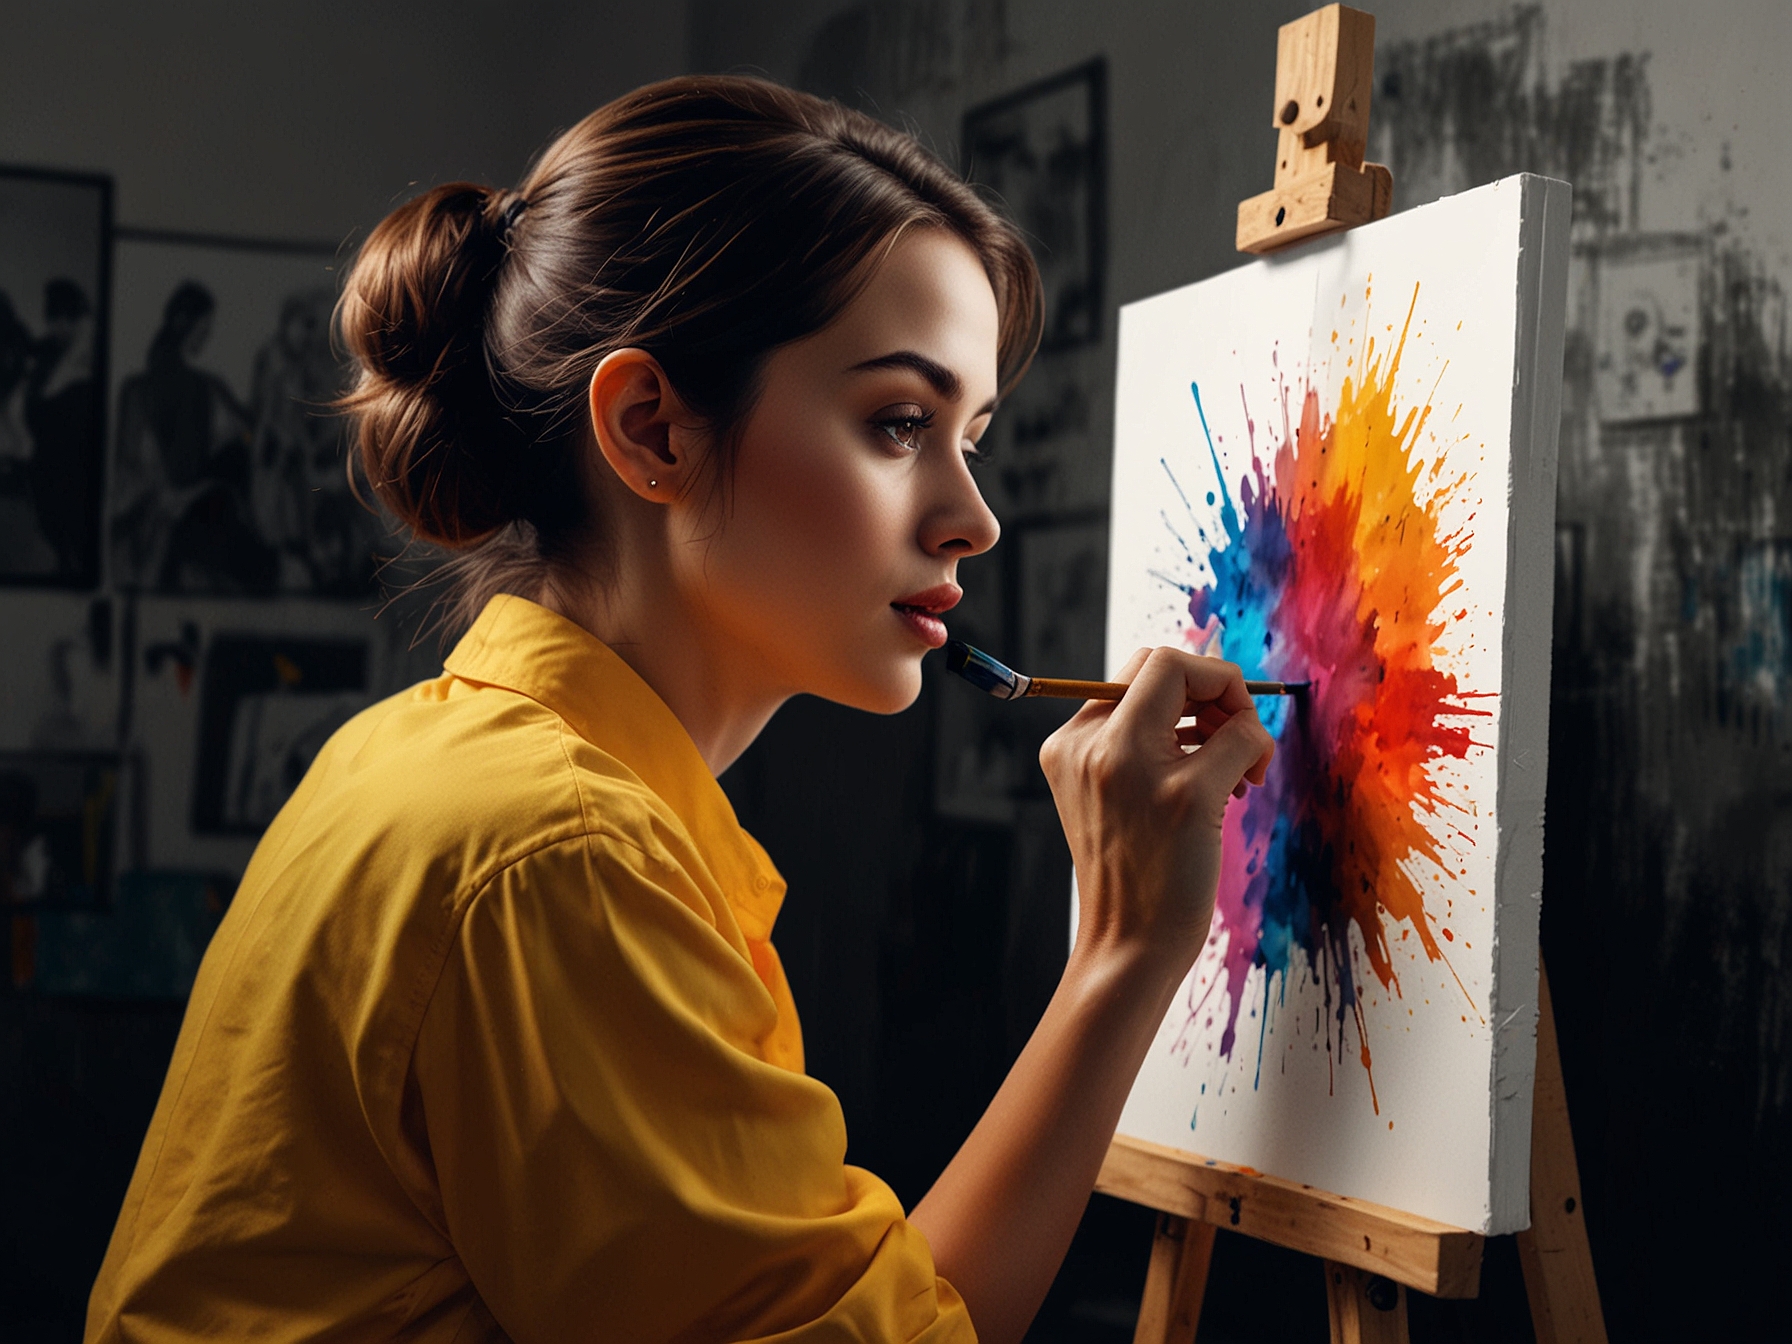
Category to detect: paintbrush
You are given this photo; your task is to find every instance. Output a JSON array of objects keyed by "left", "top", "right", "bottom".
[{"left": 945, "top": 639, "right": 1308, "bottom": 701}]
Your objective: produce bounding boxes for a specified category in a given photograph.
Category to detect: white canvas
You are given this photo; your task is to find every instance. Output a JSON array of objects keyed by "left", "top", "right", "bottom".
[{"left": 1102, "top": 175, "right": 1570, "bottom": 1233}]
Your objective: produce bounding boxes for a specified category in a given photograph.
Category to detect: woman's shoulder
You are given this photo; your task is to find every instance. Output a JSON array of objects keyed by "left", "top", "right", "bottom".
[{"left": 278, "top": 673, "right": 688, "bottom": 902}]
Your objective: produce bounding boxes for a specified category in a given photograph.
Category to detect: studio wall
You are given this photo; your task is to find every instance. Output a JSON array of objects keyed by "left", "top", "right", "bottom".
[
  {"left": 1, "top": 1, "right": 1784, "bottom": 1337},
  {"left": 695, "top": 1, "right": 1792, "bottom": 1339},
  {"left": 0, "top": 6, "right": 686, "bottom": 1335}
]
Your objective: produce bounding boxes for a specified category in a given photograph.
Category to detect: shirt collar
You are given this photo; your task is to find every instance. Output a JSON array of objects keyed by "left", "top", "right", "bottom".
[{"left": 442, "top": 594, "right": 787, "bottom": 942}]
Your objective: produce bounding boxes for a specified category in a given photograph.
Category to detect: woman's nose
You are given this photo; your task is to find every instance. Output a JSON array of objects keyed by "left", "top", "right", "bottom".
[{"left": 923, "top": 456, "right": 1001, "bottom": 557}]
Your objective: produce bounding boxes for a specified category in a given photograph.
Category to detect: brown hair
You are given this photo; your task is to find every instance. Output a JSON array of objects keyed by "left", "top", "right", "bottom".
[{"left": 338, "top": 74, "right": 1041, "bottom": 628}]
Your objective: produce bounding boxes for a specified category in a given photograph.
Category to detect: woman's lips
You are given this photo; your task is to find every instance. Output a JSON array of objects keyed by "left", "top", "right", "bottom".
[
  {"left": 892, "top": 604, "right": 949, "bottom": 648},
  {"left": 891, "top": 583, "right": 962, "bottom": 613},
  {"left": 891, "top": 583, "right": 960, "bottom": 649}
]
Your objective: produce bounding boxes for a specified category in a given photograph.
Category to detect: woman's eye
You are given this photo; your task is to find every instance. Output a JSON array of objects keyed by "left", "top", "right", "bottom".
[
  {"left": 882, "top": 419, "right": 926, "bottom": 450},
  {"left": 962, "top": 437, "right": 991, "bottom": 468},
  {"left": 873, "top": 406, "right": 934, "bottom": 451}
]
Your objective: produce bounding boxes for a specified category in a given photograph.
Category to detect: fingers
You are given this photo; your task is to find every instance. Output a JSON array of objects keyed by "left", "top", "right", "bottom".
[
  {"left": 1112, "top": 646, "right": 1152, "bottom": 684},
  {"left": 1180, "top": 707, "right": 1277, "bottom": 797},
  {"left": 1110, "top": 646, "right": 1254, "bottom": 745},
  {"left": 1174, "top": 706, "right": 1229, "bottom": 748},
  {"left": 1064, "top": 646, "right": 1153, "bottom": 729}
]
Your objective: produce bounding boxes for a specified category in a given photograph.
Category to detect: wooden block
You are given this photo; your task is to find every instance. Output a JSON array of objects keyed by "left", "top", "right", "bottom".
[
  {"left": 1516, "top": 965, "right": 1610, "bottom": 1343},
  {"left": 1271, "top": 4, "right": 1376, "bottom": 160},
  {"left": 1366, "top": 162, "right": 1393, "bottom": 221},
  {"left": 1236, "top": 160, "right": 1390, "bottom": 255},
  {"left": 1324, "top": 1261, "right": 1410, "bottom": 1344},
  {"left": 1276, "top": 126, "right": 1337, "bottom": 186},
  {"left": 1096, "top": 1133, "right": 1484, "bottom": 1297},
  {"left": 1240, "top": 3, "right": 1392, "bottom": 256}
]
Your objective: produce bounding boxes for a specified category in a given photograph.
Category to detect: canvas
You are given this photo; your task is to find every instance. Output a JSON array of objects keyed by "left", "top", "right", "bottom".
[{"left": 1102, "top": 174, "right": 1570, "bottom": 1234}]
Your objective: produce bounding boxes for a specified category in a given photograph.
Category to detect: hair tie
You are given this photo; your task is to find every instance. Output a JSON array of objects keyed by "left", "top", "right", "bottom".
[{"left": 498, "top": 194, "right": 530, "bottom": 243}]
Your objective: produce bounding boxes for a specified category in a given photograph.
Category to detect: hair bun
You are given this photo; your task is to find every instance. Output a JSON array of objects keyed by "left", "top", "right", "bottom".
[{"left": 338, "top": 181, "right": 524, "bottom": 548}]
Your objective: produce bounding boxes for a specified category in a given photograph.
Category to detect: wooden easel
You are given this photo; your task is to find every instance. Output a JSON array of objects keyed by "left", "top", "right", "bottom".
[
  {"left": 1103, "top": 8, "right": 1609, "bottom": 1341},
  {"left": 1099, "top": 966, "right": 1605, "bottom": 1343}
]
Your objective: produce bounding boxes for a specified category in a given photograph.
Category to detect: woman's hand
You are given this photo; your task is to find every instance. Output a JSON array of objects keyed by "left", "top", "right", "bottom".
[
  {"left": 911, "top": 646, "right": 1274, "bottom": 1344},
  {"left": 1040, "top": 645, "right": 1276, "bottom": 983}
]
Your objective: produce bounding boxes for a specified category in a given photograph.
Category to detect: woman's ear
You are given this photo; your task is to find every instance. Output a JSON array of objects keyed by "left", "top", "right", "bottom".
[{"left": 586, "top": 349, "right": 701, "bottom": 501}]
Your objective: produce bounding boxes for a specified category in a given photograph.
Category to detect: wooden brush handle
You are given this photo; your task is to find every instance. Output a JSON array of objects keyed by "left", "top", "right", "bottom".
[
  {"left": 1024, "top": 677, "right": 1126, "bottom": 700},
  {"left": 1024, "top": 677, "right": 1296, "bottom": 700}
]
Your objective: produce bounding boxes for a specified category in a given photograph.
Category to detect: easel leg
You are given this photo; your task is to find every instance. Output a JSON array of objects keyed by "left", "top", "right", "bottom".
[
  {"left": 1516, "top": 962, "right": 1609, "bottom": 1343},
  {"left": 1132, "top": 1213, "right": 1216, "bottom": 1344},
  {"left": 1323, "top": 1261, "right": 1409, "bottom": 1344}
]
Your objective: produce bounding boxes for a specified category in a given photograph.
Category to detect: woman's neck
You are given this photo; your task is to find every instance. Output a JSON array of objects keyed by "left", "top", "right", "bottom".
[{"left": 537, "top": 563, "right": 786, "bottom": 779}]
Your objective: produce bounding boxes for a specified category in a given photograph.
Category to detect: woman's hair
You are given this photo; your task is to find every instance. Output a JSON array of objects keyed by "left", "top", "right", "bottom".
[{"left": 337, "top": 74, "right": 1042, "bottom": 628}]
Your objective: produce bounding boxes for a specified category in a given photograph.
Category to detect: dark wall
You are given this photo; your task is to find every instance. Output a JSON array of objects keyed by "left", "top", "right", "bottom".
[
  {"left": 4, "top": 2, "right": 1785, "bottom": 1339},
  {"left": 700, "top": 2, "right": 1792, "bottom": 1340},
  {"left": 1375, "top": 8, "right": 1792, "bottom": 1338},
  {"left": 0, "top": 8, "right": 686, "bottom": 1338}
]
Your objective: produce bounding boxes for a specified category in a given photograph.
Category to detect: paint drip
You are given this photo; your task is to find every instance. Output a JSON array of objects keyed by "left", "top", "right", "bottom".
[{"left": 1173, "top": 288, "right": 1486, "bottom": 1110}]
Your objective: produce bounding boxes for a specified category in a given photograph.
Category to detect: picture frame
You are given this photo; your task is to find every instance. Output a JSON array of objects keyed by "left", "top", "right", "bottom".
[
  {"left": 0, "top": 591, "right": 120, "bottom": 751},
  {"left": 933, "top": 544, "right": 1019, "bottom": 823},
  {"left": 1595, "top": 234, "right": 1703, "bottom": 424},
  {"left": 962, "top": 58, "right": 1107, "bottom": 353},
  {"left": 1016, "top": 512, "right": 1108, "bottom": 681},
  {"left": 124, "top": 596, "right": 437, "bottom": 874},
  {"left": 0, "top": 749, "right": 122, "bottom": 911},
  {"left": 190, "top": 630, "right": 369, "bottom": 835},
  {"left": 106, "top": 230, "right": 384, "bottom": 597},
  {"left": 0, "top": 165, "right": 113, "bottom": 588}
]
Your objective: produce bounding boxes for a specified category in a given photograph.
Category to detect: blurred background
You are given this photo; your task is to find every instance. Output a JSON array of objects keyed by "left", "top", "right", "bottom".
[{"left": 2, "top": 2, "right": 1787, "bottom": 1339}]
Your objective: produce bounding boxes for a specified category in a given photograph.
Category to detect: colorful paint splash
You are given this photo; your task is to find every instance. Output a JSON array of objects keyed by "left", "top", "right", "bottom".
[{"left": 1173, "top": 287, "right": 1488, "bottom": 1110}]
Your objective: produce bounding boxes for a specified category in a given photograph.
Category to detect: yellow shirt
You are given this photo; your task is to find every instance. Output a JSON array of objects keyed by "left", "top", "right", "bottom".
[{"left": 87, "top": 595, "right": 974, "bottom": 1343}]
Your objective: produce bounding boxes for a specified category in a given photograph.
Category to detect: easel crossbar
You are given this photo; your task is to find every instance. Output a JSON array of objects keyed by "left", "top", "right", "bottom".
[{"left": 1095, "top": 1134, "right": 1484, "bottom": 1297}]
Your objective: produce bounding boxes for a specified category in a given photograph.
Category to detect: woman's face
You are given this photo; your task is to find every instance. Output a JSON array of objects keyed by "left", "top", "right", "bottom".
[{"left": 675, "top": 227, "right": 1003, "bottom": 715}]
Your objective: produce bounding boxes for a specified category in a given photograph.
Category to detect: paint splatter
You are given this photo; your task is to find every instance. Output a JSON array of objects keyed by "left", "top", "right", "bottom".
[{"left": 1173, "top": 288, "right": 1488, "bottom": 1109}]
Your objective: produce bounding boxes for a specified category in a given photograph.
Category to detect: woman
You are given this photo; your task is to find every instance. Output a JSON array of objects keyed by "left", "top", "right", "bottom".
[
  {"left": 111, "top": 280, "right": 278, "bottom": 593},
  {"left": 87, "top": 76, "right": 1273, "bottom": 1343}
]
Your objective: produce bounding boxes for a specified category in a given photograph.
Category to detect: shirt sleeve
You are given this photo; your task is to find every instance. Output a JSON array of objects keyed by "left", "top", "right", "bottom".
[{"left": 410, "top": 828, "right": 976, "bottom": 1343}]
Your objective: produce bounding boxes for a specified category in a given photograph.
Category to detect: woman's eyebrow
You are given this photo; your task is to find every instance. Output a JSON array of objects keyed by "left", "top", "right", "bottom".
[{"left": 848, "top": 350, "right": 998, "bottom": 415}]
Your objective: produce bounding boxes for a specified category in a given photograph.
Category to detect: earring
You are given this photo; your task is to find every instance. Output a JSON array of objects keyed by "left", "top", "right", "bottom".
[{"left": 648, "top": 479, "right": 658, "bottom": 489}]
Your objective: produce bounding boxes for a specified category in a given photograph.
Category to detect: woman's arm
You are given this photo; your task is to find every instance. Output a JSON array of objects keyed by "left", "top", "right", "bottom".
[{"left": 909, "top": 646, "right": 1275, "bottom": 1344}]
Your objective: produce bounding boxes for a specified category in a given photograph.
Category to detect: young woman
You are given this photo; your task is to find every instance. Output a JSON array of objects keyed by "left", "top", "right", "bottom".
[{"left": 87, "top": 76, "right": 1273, "bottom": 1344}]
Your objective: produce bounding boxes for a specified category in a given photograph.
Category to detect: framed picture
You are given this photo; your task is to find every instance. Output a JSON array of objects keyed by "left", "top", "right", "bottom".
[
  {"left": 0, "top": 166, "right": 112, "bottom": 588},
  {"left": 934, "top": 672, "right": 1022, "bottom": 824},
  {"left": 962, "top": 58, "right": 1107, "bottom": 352},
  {"left": 107, "top": 231, "right": 385, "bottom": 597},
  {"left": 934, "top": 544, "right": 1018, "bottom": 822},
  {"left": 0, "top": 750, "right": 121, "bottom": 910},
  {"left": 982, "top": 343, "right": 1109, "bottom": 520},
  {"left": 1016, "top": 513, "right": 1108, "bottom": 681},
  {"left": 124, "top": 596, "right": 434, "bottom": 874},
  {"left": 191, "top": 631, "right": 369, "bottom": 834},
  {"left": 0, "top": 591, "right": 119, "bottom": 751},
  {"left": 1596, "top": 238, "right": 1701, "bottom": 423}
]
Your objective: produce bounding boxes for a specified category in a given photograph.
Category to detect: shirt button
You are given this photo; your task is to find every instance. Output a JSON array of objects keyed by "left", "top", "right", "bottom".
[{"left": 754, "top": 875, "right": 770, "bottom": 890}]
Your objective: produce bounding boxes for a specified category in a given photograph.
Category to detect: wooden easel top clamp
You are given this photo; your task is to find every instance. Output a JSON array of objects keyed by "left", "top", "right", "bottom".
[{"left": 1236, "top": 2, "right": 1392, "bottom": 256}]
